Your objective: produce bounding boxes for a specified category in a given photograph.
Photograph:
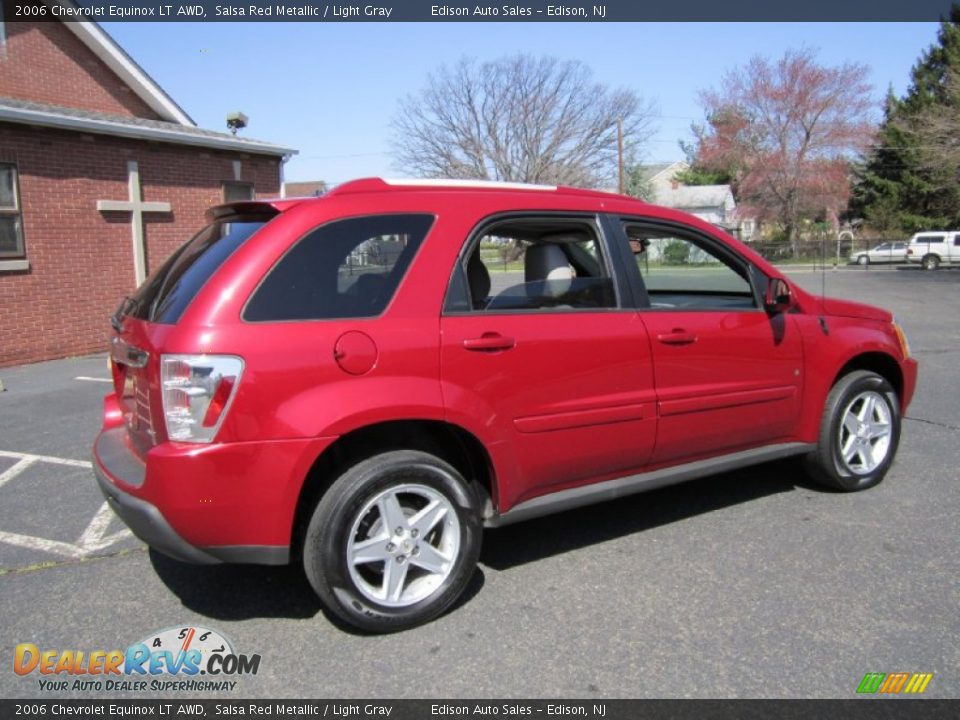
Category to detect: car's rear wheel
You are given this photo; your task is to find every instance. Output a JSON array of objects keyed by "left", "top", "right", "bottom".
[
  {"left": 804, "top": 370, "right": 901, "bottom": 491},
  {"left": 303, "top": 450, "right": 482, "bottom": 632},
  {"left": 857, "top": 255, "right": 869, "bottom": 265},
  {"left": 921, "top": 254, "right": 940, "bottom": 270}
]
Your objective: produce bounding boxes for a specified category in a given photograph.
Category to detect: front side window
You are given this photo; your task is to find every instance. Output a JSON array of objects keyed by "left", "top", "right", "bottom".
[
  {"left": 625, "top": 223, "right": 756, "bottom": 310},
  {"left": 245, "top": 214, "right": 433, "bottom": 321},
  {"left": 0, "top": 163, "right": 25, "bottom": 259},
  {"left": 446, "top": 217, "right": 616, "bottom": 313}
]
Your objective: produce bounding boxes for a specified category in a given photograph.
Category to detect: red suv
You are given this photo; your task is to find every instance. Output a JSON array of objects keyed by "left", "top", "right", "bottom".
[{"left": 94, "top": 178, "right": 917, "bottom": 631}]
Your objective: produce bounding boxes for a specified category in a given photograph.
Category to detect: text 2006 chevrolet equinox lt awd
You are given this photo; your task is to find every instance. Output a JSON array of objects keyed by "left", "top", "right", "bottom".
[{"left": 94, "top": 178, "right": 918, "bottom": 631}]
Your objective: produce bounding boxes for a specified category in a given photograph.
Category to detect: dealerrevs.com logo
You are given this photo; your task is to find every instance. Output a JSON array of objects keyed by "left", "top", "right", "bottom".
[{"left": 14, "top": 626, "right": 261, "bottom": 693}]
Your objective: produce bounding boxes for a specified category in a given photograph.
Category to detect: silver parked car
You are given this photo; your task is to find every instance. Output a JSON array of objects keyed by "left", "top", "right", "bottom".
[{"left": 852, "top": 241, "right": 908, "bottom": 265}]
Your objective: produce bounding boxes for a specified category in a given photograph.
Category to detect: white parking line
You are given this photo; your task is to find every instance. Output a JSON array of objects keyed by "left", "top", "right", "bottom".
[
  {"left": 0, "top": 458, "right": 37, "bottom": 491},
  {"left": 0, "top": 451, "right": 134, "bottom": 560},
  {"left": 0, "top": 450, "right": 92, "bottom": 468},
  {"left": 75, "top": 376, "right": 112, "bottom": 383},
  {"left": 76, "top": 502, "right": 134, "bottom": 553},
  {"left": 0, "top": 530, "right": 86, "bottom": 559},
  {"left": 0, "top": 502, "right": 134, "bottom": 559}
]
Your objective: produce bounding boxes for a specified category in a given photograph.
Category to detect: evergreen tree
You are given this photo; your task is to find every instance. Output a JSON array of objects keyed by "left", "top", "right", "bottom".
[
  {"left": 855, "top": 6, "right": 960, "bottom": 231},
  {"left": 675, "top": 133, "right": 734, "bottom": 188}
]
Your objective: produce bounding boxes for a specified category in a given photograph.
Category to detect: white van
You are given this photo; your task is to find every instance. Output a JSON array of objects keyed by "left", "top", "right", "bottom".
[{"left": 905, "top": 231, "right": 960, "bottom": 270}]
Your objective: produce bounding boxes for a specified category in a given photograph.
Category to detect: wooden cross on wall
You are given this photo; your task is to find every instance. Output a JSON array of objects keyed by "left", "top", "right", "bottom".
[{"left": 97, "top": 160, "right": 172, "bottom": 286}]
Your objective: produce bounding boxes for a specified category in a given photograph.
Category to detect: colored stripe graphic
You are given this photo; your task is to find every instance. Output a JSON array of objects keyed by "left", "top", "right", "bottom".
[
  {"left": 857, "top": 672, "right": 933, "bottom": 694},
  {"left": 857, "top": 673, "right": 886, "bottom": 694},
  {"left": 904, "top": 673, "right": 933, "bottom": 694},
  {"left": 880, "top": 672, "right": 909, "bottom": 693}
]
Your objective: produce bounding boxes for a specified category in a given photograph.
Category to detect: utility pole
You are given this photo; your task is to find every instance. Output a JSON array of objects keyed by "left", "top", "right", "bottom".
[{"left": 617, "top": 117, "right": 624, "bottom": 194}]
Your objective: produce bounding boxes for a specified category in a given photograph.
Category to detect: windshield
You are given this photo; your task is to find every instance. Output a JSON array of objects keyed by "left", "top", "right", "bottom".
[{"left": 122, "top": 214, "right": 270, "bottom": 324}]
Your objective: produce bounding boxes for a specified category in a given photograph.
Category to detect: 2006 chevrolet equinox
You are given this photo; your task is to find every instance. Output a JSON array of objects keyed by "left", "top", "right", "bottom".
[{"left": 93, "top": 178, "right": 918, "bottom": 631}]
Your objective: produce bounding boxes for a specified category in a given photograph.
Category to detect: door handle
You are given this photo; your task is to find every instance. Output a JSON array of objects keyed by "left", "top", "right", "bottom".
[
  {"left": 463, "top": 334, "right": 516, "bottom": 351},
  {"left": 657, "top": 330, "right": 697, "bottom": 346}
]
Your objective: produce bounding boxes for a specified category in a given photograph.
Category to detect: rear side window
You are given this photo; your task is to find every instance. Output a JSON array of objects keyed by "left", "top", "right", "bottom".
[
  {"left": 445, "top": 216, "right": 616, "bottom": 314},
  {"left": 244, "top": 214, "right": 433, "bottom": 321},
  {"left": 915, "top": 234, "right": 945, "bottom": 243},
  {"left": 126, "top": 216, "right": 269, "bottom": 324}
]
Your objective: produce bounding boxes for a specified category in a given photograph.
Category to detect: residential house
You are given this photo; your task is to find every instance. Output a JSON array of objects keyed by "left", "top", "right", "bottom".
[{"left": 640, "top": 162, "right": 755, "bottom": 241}]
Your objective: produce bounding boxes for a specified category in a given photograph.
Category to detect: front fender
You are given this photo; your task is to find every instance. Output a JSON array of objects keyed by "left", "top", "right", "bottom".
[{"left": 796, "top": 315, "right": 912, "bottom": 441}]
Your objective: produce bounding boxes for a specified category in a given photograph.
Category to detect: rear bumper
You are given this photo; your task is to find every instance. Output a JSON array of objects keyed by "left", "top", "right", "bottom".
[
  {"left": 92, "top": 427, "right": 331, "bottom": 565},
  {"left": 93, "top": 447, "right": 223, "bottom": 565}
]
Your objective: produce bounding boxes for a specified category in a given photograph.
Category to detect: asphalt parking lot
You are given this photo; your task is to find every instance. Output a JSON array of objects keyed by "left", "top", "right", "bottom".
[{"left": 0, "top": 265, "right": 957, "bottom": 699}]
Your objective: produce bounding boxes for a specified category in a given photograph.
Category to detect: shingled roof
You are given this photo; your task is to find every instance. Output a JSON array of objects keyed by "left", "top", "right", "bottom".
[
  {"left": 654, "top": 184, "right": 734, "bottom": 209},
  {"left": 0, "top": 96, "right": 296, "bottom": 157}
]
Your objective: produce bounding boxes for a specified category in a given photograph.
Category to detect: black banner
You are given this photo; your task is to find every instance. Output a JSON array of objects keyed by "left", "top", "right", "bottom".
[
  {"left": 5, "top": 0, "right": 959, "bottom": 23},
  {"left": 2, "top": 699, "right": 959, "bottom": 719}
]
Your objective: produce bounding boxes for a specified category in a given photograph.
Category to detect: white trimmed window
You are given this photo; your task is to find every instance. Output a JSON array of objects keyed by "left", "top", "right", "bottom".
[
  {"left": 0, "top": 164, "right": 26, "bottom": 260},
  {"left": 222, "top": 181, "right": 254, "bottom": 202}
]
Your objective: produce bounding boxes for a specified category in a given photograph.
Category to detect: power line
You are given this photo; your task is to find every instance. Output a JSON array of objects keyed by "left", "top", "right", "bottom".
[{"left": 297, "top": 151, "right": 391, "bottom": 160}]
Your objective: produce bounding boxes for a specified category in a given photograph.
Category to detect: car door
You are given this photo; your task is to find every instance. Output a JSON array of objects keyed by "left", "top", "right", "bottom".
[
  {"left": 617, "top": 218, "right": 804, "bottom": 465},
  {"left": 440, "top": 214, "right": 657, "bottom": 511},
  {"left": 913, "top": 233, "right": 946, "bottom": 263}
]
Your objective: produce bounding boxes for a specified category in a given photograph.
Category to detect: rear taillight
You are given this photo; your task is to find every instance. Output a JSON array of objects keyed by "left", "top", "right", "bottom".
[
  {"left": 906, "top": 249, "right": 913, "bottom": 255},
  {"left": 160, "top": 354, "right": 243, "bottom": 443}
]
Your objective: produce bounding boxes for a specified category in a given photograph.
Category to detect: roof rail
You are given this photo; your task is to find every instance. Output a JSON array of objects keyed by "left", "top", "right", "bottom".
[
  {"left": 326, "top": 177, "right": 561, "bottom": 196},
  {"left": 382, "top": 178, "right": 558, "bottom": 191},
  {"left": 322, "top": 177, "right": 642, "bottom": 200}
]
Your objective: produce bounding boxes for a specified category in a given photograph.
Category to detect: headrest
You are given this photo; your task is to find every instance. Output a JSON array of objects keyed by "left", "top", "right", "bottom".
[
  {"left": 525, "top": 244, "right": 573, "bottom": 297},
  {"left": 467, "top": 251, "right": 490, "bottom": 308}
]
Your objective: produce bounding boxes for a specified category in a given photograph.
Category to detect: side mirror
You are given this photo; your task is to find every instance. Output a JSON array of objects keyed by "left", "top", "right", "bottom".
[{"left": 765, "top": 278, "right": 793, "bottom": 314}]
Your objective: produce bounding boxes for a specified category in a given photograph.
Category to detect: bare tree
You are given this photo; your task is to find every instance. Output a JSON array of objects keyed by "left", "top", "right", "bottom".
[
  {"left": 904, "top": 65, "right": 960, "bottom": 196},
  {"left": 391, "top": 55, "right": 656, "bottom": 188},
  {"left": 686, "top": 49, "right": 875, "bottom": 248}
]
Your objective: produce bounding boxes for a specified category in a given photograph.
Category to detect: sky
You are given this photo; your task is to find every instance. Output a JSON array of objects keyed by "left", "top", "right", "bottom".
[{"left": 103, "top": 22, "right": 943, "bottom": 185}]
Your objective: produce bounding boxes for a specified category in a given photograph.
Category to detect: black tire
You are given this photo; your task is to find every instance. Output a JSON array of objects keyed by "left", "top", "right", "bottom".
[
  {"left": 921, "top": 254, "right": 940, "bottom": 271},
  {"left": 857, "top": 255, "right": 869, "bottom": 266},
  {"left": 803, "top": 370, "right": 901, "bottom": 491},
  {"left": 303, "top": 450, "right": 482, "bottom": 632}
]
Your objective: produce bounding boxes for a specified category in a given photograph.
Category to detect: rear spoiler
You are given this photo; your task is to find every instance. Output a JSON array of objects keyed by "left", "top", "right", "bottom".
[{"left": 206, "top": 198, "right": 305, "bottom": 221}]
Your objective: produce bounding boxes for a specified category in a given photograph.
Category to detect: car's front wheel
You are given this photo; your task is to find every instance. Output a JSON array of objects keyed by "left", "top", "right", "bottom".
[
  {"left": 857, "top": 255, "right": 869, "bottom": 265},
  {"left": 804, "top": 370, "right": 901, "bottom": 491},
  {"left": 303, "top": 450, "right": 482, "bottom": 632}
]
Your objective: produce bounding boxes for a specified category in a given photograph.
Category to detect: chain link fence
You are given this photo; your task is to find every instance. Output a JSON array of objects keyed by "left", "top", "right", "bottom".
[{"left": 748, "top": 236, "right": 909, "bottom": 266}]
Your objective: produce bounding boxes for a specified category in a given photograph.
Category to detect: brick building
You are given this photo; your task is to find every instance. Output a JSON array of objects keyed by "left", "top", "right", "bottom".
[{"left": 0, "top": 4, "right": 295, "bottom": 366}]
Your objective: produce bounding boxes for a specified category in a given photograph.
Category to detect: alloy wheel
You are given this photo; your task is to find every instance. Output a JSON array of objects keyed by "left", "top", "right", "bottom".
[
  {"left": 837, "top": 390, "right": 892, "bottom": 474},
  {"left": 346, "top": 483, "right": 461, "bottom": 608}
]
